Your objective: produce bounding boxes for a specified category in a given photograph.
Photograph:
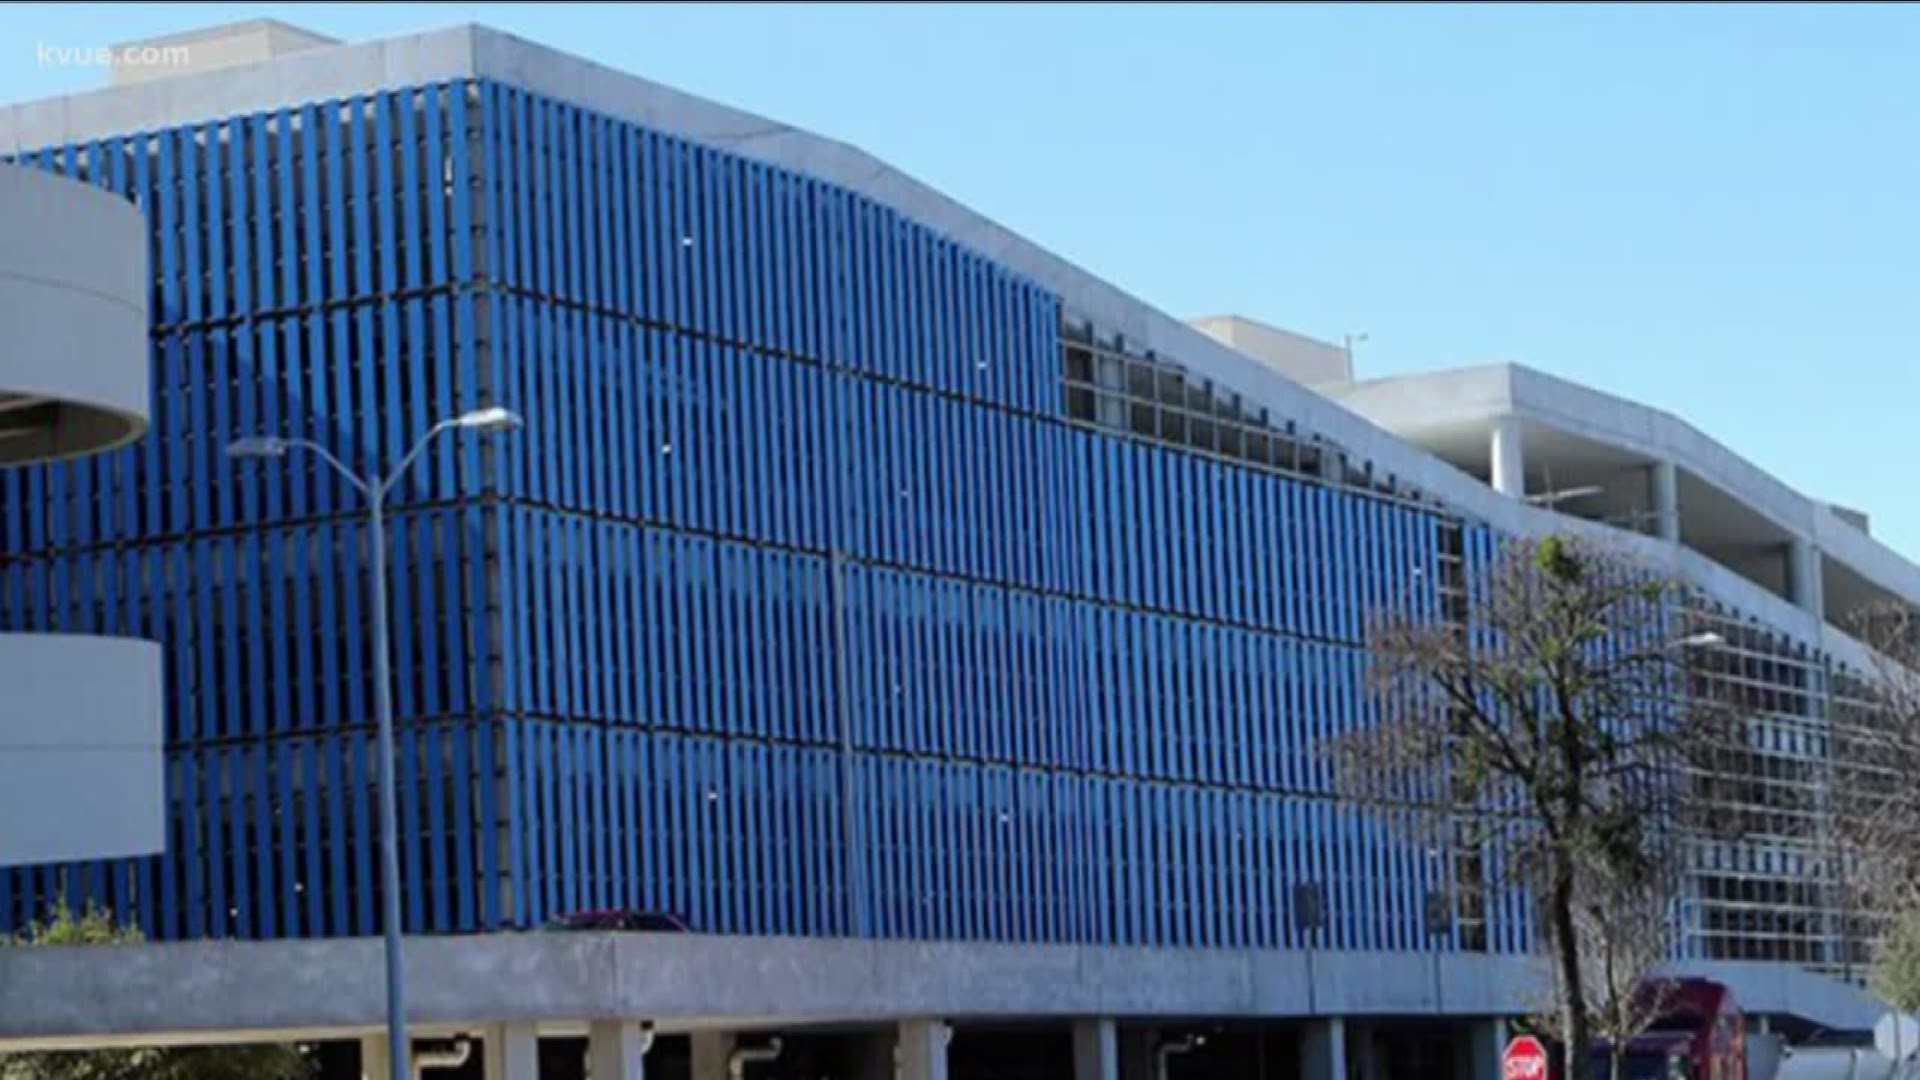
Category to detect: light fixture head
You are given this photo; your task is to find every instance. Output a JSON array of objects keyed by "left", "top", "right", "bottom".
[
  {"left": 453, "top": 406, "right": 523, "bottom": 432},
  {"left": 1671, "top": 630, "right": 1726, "bottom": 650},
  {"left": 226, "top": 436, "right": 292, "bottom": 459}
]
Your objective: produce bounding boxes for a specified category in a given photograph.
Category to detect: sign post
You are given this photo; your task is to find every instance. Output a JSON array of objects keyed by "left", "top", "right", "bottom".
[{"left": 1503, "top": 1035, "right": 1550, "bottom": 1080}]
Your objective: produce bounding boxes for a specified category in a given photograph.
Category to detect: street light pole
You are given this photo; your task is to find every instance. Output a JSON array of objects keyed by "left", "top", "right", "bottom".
[
  {"left": 228, "top": 406, "right": 522, "bottom": 1080},
  {"left": 365, "top": 480, "right": 406, "bottom": 1080}
]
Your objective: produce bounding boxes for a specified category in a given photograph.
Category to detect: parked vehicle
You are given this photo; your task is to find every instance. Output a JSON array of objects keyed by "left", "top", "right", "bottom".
[{"left": 1590, "top": 979, "right": 1747, "bottom": 1080}]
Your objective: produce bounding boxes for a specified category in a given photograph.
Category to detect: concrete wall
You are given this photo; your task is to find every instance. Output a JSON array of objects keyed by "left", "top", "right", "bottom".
[{"left": 0, "top": 633, "right": 164, "bottom": 866}]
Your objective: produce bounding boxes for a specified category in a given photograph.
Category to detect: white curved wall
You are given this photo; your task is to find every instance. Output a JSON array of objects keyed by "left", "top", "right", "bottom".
[
  {"left": 0, "top": 634, "right": 164, "bottom": 866},
  {"left": 0, "top": 166, "right": 160, "bottom": 868},
  {"left": 0, "top": 163, "right": 148, "bottom": 464}
]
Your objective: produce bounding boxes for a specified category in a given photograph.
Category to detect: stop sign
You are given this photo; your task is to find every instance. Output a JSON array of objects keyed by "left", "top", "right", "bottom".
[{"left": 1503, "top": 1035, "right": 1549, "bottom": 1080}]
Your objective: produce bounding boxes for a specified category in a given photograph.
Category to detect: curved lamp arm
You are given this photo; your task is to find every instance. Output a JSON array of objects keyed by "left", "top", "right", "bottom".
[{"left": 225, "top": 435, "right": 372, "bottom": 499}]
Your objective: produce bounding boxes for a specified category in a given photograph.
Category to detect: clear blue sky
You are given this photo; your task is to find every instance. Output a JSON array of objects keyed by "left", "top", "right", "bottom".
[{"left": 7, "top": 4, "right": 1917, "bottom": 555}]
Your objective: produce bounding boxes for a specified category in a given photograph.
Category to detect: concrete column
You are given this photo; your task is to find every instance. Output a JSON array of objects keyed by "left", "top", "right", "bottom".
[
  {"left": 483, "top": 1023, "right": 540, "bottom": 1080},
  {"left": 1464, "top": 1019, "right": 1507, "bottom": 1080},
  {"left": 1301, "top": 1018, "right": 1347, "bottom": 1080},
  {"left": 1490, "top": 417, "right": 1525, "bottom": 498},
  {"left": 588, "top": 1022, "right": 652, "bottom": 1080},
  {"left": 1318, "top": 448, "right": 1347, "bottom": 487},
  {"left": 896, "top": 1020, "right": 951, "bottom": 1080},
  {"left": 1649, "top": 460, "right": 1679, "bottom": 541},
  {"left": 1073, "top": 1019, "right": 1119, "bottom": 1080},
  {"left": 690, "top": 1032, "right": 735, "bottom": 1080},
  {"left": 1787, "top": 539, "right": 1824, "bottom": 618},
  {"left": 362, "top": 1036, "right": 393, "bottom": 1080}
]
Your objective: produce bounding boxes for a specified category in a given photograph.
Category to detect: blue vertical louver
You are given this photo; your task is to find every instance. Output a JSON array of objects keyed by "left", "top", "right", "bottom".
[{"left": 0, "top": 78, "right": 1493, "bottom": 956}]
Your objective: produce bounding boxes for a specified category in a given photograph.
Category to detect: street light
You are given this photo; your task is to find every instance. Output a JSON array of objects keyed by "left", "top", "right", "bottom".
[{"left": 227, "top": 406, "right": 522, "bottom": 1080}]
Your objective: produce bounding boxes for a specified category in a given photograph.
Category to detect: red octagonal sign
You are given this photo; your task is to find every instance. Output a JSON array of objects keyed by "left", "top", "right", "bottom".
[{"left": 1504, "top": 1035, "right": 1549, "bottom": 1080}]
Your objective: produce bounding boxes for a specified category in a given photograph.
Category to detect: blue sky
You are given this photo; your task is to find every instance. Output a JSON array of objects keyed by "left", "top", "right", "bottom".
[{"left": 7, "top": 4, "right": 1917, "bottom": 555}]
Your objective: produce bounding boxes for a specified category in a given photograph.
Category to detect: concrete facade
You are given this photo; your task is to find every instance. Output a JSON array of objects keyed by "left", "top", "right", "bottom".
[
  {"left": 1325, "top": 361, "right": 1920, "bottom": 633},
  {"left": 0, "top": 19, "right": 1894, "bottom": 1076},
  {"left": 0, "top": 21, "right": 1878, "bottom": 669}
]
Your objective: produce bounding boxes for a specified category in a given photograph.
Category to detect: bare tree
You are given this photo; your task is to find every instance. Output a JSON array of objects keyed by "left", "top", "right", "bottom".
[
  {"left": 1830, "top": 603, "right": 1920, "bottom": 1007},
  {"left": 1327, "top": 534, "right": 1731, "bottom": 1080},
  {"left": 1561, "top": 863, "right": 1684, "bottom": 1080}
]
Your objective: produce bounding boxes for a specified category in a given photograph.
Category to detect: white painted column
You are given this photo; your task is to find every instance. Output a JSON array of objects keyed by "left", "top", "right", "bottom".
[
  {"left": 362, "top": 1036, "right": 393, "bottom": 1080},
  {"left": 1300, "top": 1018, "right": 1347, "bottom": 1080},
  {"left": 896, "top": 1020, "right": 951, "bottom": 1080},
  {"left": 1787, "top": 539, "right": 1824, "bottom": 618},
  {"left": 1650, "top": 460, "right": 1679, "bottom": 541},
  {"left": 1466, "top": 1019, "right": 1507, "bottom": 1080},
  {"left": 690, "top": 1032, "right": 735, "bottom": 1080},
  {"left": 588, "top": 1022, "right": 652, "bottom": 1080},
  {"left": 1073, "top": 1019, "right": 1119, "bottom": 1080},
  {"left": 1319, "top": 448, "right": 1347, "bottom": 487},
  {"left": 1490, "top": 416, "right": 1526, "bottom": 498},
  {"left": 483, "top": 1023, "right": 540, "bottom": 1080}
]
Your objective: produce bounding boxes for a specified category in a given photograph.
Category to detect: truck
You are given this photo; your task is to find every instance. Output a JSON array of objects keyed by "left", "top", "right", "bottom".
[{"left": 1549, "top": 979, "right": 1898, "bottom": 1080}]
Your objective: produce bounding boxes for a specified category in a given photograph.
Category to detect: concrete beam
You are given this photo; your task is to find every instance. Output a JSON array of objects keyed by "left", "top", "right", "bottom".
[
  {"left": 483, "top": 1023, "right": 539, "bottom": 1080},
  {"left": 0, "top": 934, "right": 1881, "bottom": 1052},
  {"left": 896, "top": 1020, "right": 949, "bottom": 1080},
  {"left": 588, "top": 1021, "right": 652, "bottom": 1080},
  {"left": 1072, "top": 1019, "right": 1118, "bottom": 1080}
]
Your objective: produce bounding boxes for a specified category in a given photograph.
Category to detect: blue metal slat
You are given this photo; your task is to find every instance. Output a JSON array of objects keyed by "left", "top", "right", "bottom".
[
  {"left": 318, "top": 733, "right": 347, "bottom": 934},
  {"left": 444, "top": 723, "right": 474, "bottom": 931},
  {"left": 275, "top": 108, "right": 299, "bottom": 310},
  {"left": 259, "top": 737, "right": 284, "bottom": 933},
  {"left": 565, "top": 105, "right": 588, "bottom": 307},
  {"left": 475, "top": 717, "right": 507, "bottom": 930},
  {"left": 206, "top": 121, "right": 231, "bottom": 323},
  {"left": 177, "top": 125, "right": 204, "bottom": 328},
  {"left": 348, "top": 733, "right": 376, "bottom": 936},
  {"left": 503, "top": 88, "right": 531, "bottom": 292},
  {"left": 388, "top": 724, "right": 421, "bottom": 933}
]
